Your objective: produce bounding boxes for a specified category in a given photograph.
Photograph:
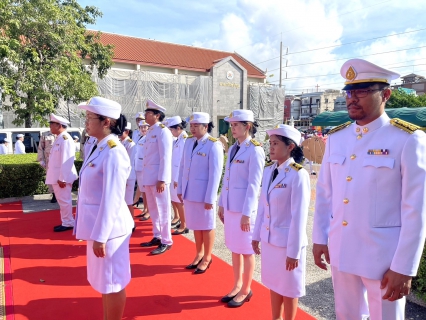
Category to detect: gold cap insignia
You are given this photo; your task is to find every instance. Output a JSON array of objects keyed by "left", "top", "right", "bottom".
[
  {"left": 229, "top": 112, "right": 233, "bottom": 118},
  {"left": 190, "top": 115, "right": 194, "bottom": 121},
  {"left": 275, "top": 124, "right": 280, "bottom": 129},
  {"left": 346, "top": 66, "right": 357, "bottom": 81},
  {"left": 86, "top": 98, "right": 93, "bottom": 105}
]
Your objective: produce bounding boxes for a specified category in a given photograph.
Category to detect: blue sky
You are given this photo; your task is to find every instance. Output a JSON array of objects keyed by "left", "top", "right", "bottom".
[{"left": 77, "top": 0, "right": 426, "bottom": 94}]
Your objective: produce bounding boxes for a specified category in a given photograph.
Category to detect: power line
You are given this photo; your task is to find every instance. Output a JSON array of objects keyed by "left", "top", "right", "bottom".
[
  {"left": 266, "top": 45, "right": 426, "bottom": 72},
  {"left": 255, "top": 27, "right": 426, "bottom": 66}
]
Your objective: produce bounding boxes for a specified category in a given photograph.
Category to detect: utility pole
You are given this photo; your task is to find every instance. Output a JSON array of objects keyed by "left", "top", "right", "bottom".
[{"left": 279, "top": 41, "right": 282, "bottom": 88}]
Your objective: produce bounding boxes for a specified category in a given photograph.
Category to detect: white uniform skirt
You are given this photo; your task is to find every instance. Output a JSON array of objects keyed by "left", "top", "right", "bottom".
[
  {"left": 224, "top": 209, "right": 255, "bottom": 254},
  {"left": 125, "top": 179, "right": 136, "bottom": 205},
  {"left": 87, "top": 234, "right": 131, "bottom": 294},
  {"left": 135, "top": 171, "right": 145, "bottom": 192},
  {"left": 261, "top": 242, "right": 306, "bottom": 298},
  {"left": 184, "top": 199, "right": 216, "bottom": 230},
  {"left": 170, "top": 183, "right": 180, "bottom": 203}
]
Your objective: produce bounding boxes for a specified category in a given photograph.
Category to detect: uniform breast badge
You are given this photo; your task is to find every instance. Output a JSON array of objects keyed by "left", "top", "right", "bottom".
[
  {"left": 151, "top": 135, "right": 156, "bottom": 138},
  {"left": 197, "top": 152, "right": 206, "bottom": 157},
  {"left": 274, "top": 184, "right": 286, "bottom": 188},
  {"left": 367, "top": 149, "right": 389, "bottom": 155},
  {"left": 88, "top": 162, "right": 94, "bottom": 167},
  {"left": 234, "top": 160, "right": 245, "bottom": 164}
]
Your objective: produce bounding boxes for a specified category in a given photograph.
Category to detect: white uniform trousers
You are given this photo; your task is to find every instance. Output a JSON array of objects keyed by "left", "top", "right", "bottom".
[
  {"left": 331, "top": 267, "right": 405, "bottom": 320},
  {"left": 144, "top": 184, "right": 173, "bottom": 246},
  {"left": 52, "top": 183, "right": 75, "bottom": 227}
]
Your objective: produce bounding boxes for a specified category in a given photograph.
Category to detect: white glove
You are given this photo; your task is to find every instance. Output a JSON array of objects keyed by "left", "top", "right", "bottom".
[{"left": 39, "top": 161, "right": 46, "bottom": 168}]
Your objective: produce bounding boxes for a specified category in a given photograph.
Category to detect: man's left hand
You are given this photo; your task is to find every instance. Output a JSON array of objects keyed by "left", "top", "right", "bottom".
[
  {"left": 381, "top": 269, "right": 412, "bottom": 301},
  {"left": 57, "top": 180, "right": 66, "bottom": 188},
  {"left": 204, "top": 203, "right": 213, "bottom": 210}
]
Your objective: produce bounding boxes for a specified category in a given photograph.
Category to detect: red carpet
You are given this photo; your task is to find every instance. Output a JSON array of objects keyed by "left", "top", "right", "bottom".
[{"left": 0, "top": 202, "right": 316, "bottom": 320}]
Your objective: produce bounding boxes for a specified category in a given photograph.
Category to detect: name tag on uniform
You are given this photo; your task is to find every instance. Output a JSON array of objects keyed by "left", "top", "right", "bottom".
[
  {"left": 151, "top": 135, "right": 156, "bottom": 138},
  {"left": 274, "top": 183, "right": 286, "bottom": 188},
  {"left": 234, "top": 160, "right": 244, "bottom": 163},
  {"left": 367, "top": 149, "right": 389, "bottom": 155},
  {"left": 197, "top": 152, "right": 206, "bottom": 157}
]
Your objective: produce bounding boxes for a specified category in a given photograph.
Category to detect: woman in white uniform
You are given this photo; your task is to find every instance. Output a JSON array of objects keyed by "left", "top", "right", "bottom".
[
  {"left": 134, "top": 120, "right": 150, "bottom": 220},
  {"left": 177, "top": 112, "right": 223, "bottom": 274},
  {"left": 119, "top": 122, "right": 137, "bottom": 223},
  {"left": 252, "top": 124, "right": 310, "bottom": 320},
  {"left": 75, "top": 96, "right": 134, "bottom": 320},
  {"left": 167, "top": 116, "right": 189, "bottom": 235},
  {"left": 218, "top": 110, "right": 264, "bottom": 308}
]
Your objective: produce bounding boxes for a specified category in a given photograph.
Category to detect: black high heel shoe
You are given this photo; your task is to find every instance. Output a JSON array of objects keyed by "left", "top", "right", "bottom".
[
  {"left": 194, "top": 259, "right": 212, "bottom": 274},
  {"left": 227, "top": 291, "right": 253, "bottom": 308},
  {"left": 220, "top": 293, "right": 238, "bottom": 303},
  {"left": 132, "top": 197, "right": 143, "bottom": 207},
  {"left": 185, "top": 257, "right": 204, "bottom": 269}
]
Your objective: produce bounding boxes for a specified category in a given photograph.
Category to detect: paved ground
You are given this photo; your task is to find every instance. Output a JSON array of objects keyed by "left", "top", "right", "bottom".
[{"left": 2, "top": 168, "right": 426, "bottom": 319}]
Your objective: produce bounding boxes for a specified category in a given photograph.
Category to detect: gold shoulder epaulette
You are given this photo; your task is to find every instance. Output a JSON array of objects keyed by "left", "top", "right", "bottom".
[
  {"left": 107, "top": 140, "right": 117, "bottom": 148},
  {"left": 160, "top": 124, "right": 165, "bottom": 128},
  {"left": 290, "top": 162, "right": 303, "bottom": 171},
  {"left": 328, "top": 121, "right": 352, "bottom": 135},
  {"left": 63, "top": 135, "right": 68, "bottom": 140},
  {"left": 250, "top": 139, "right": 261, "bottom": 146},
  {"left": 265, "top": 161, "right": 274, "bottom": 167},
  {"left": 187, "top": 134, "right": 193, "bottom": 138},
  {"left": 183, "top": 133, "right": 188, "bottom": 138},
  {"left": 390, "top": 118, "right": 419, "bottom": 134},
  {"left": 128, "top": 138, "right": 133, "bottom": 143},
  {"left": 208, "top": 136, "right": 218, "bottom": 142}
]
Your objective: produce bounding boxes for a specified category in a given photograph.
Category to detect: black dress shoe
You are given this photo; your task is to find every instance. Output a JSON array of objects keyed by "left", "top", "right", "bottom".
[
  {"left": 220, "top": 293, "right": 238, "bottom": 303},
  {"left": 150, "top": 244, "right": 171, "bottom": 255},
  {"left": 140, "top": 237, "right": 161, "bottom": 247},
  {"left": 50, "top": 194, "right": 57, "bottom": 203},
  {"left": 185, "top": 257, "right": 204, "bottom": 269},
  {"left": 172, "top": 228, "right": 189, "bottom": 235},
  {"left": 227, "top": 291, "right": 253, "bottom": 308},
  {"left": 132, "top": 226, "right": 136, "bottom": 233},
  {"left": 139, "top": 214, "right": 151, "bottom": 221},
  {"left": 171, "top": 219, "right": 181, "bottom": 228},
  {"left": 134, "top": 213, "right": 144, "bottom": 218},
  {"left": 194, "top": 259, "right": 212, "bottom": 274},
  {"left": 54, "top": 225, "right": 73, "bottom": 232},
  {"left": 53, "top": 224, "right": 63, "bottom": 230}
]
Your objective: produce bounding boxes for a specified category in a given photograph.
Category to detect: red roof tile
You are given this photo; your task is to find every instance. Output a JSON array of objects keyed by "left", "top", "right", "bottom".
[{"left": 95, "top": 31, "right": 265, "bottom": 79}]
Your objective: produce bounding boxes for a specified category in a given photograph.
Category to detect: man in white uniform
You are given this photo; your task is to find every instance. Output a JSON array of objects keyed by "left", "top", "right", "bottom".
[
  {"left": 312, "top": 59, "right": 426, "bottom": 320},
  {"left": 37, "top": 130, "right": 57, "bottom": 203},
  {"left": 140, "top": 100, "right": 173, "bottom": 255},
  {"left": 45, "top": 113, "right": 78, "bottom": 232},
  {"left": 14, "top": 134, "right": 25, "bottom": 154},
  {"left": 0, "top": 138, "right": 10, "bottom": 154},
  {"left": 132, "top": 112, "right": 145, "bottom": 142}
]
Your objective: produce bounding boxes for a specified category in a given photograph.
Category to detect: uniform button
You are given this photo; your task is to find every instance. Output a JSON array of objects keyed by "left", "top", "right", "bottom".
[
  {"left": 267, "top": 215, "right": 270, "bottom": 218},
  {"left": 363, "top": 127, "right": 369, "bottom": 133},
  {"left": 343, "top": 198, "right": 349, "bottom": 204},
  {"left": 266, "top": 227, "right": 269, "bottom": 230},
  {"left": 357, "top": 134, "right": 362, "bottom": 140},
  {"left": 227, "top": 178, "right": 229, "bottom": 180},
  {"left": 342, "top": 220, "right": 348, "bottom": 226},
  {"left": 350, "top": 154, "right": 356, "bottom": 160},
  {"left": 356, "top": 127, "right": 360, "bottom": 132},
  {"left": 266, "top": 204, "right": 269, "bottom": 206},
  {"left": 226, "top": 188, "right": 228, "bottom": 190},
  {"left": 346, "top": 176, "right": 352, "bottom": 182}
]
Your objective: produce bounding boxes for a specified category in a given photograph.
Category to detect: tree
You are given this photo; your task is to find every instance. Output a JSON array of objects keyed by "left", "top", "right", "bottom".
[
  {"left": 0, "top": 0, "right": 114, "bottom": 127},
  {"left": 387, "top": 88, "right": 426, "bottom": 109}
]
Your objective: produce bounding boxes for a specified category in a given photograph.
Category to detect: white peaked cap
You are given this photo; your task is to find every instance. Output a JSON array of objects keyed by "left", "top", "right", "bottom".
[
  {"left": 341, "top": 58, "right": 400, "bottom": 89},
  {"left": 145, "top": 100, "right": 166, "bottom": 113},
  {"left": 167, "top": 116, "right": 182, "bottom": 127},
  {"left": 50, "top": 113, "right": 70, "bottom": 126},
  {"left": 4, "top": 138, "right": 10, "bottom": 143},
  {"left": 16, "top": 134, "right": 24, "bottom": 138},
  {"left": 78, "top": 97, "right": 121, "bottom": 119},
  {"left": 134, "top": 111, "right": 145, "bottom": 119},
  {"left": 125, "top": 122, "right": 131, "bottom": 130},
  {"left": 266, "top": 124, "right": 302, "bottom": 146},
  {"left": 138, "top": 120, "right": 150, "bottom": 127},
  {"left": 73, "top": 136, "right": 79, "bottom": 140},
  {"left": 188, "top": 112, "right": 210, "bottom": 124},
  {"left": 224, "top": 109, "right": 254, "bottom": 122}
]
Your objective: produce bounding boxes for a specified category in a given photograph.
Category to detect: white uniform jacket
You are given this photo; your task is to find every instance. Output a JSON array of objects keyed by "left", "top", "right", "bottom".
[
  {"left": 218, "top": 137, "right": 265, "bottom": 216},
  {"left": 121, "top": 136, "right": 136, "bottom": 180},
  {"left": 84, "top": 137, "right": 97, "bottom": 161},
  {"left": 132, "top": 129, "right": 141, "bottom": 143},
  {"left": 171, "top": 131, "right": 188, "bottom": 183},
  {"left": 134, "top": 135, "right": 146, "bottom": 172},
  {"left": 177, "top": 133, "right": 224, "bottom": 204},
  {"left": 313, "top": 113, "right": 426, "bottom": 279},
  {"left": 141, "top": 122, "right": 173, "bottom": 185},
  {"left": 37, "top": 131, "right": 56, "bottom": 166},
  {"left": 45, "top": 132, "right": 78, "bottom": 184},
  {"left": 253, "top": 158, "right": 310, "bottom": 259},
  {"left": 14, "top": 140, "right": 25, "bottom": 154},
  {"left": 75, "top": 134, "right": 133, "bottom": 243},
  {"left": 0, "top": 144, "right": 7, "bottom": 154}
]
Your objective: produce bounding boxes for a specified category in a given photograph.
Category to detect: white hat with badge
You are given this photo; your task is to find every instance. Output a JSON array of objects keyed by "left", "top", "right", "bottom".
[
  {"left": 49, "top": 113, "right": 70, "bottom": 126},
  {"left": 78, "top": 97, "right": 121, "bottom": 119},
  {"left": 166, "top": 116, "right": 182, "bottom": 127},
  {"left": 16, "top": 134, "right": 24, "bottom": 138},
  {"left": 145, "top": 100, "right": 166, "bottom": 113},
  {"left": 4, "top": 138, "right": 10, "bottom": 143},
  {"left": 138, "top": 120, "right": 150, "bottom": 127},
  {"left": 188, "top": 112, "right": 210, "bottom": 124},
  {"left": 224, "top": 110, "right": 254, "bottom": 122},
  {"left": 134, "top": 111, "right": 145, "bottom": 119},
  {"left": 341, "top": 59, "right": 400, "bottom": 90},
  {"left": 266, "top": 124, "right": 302, "bottom": 146},
  {"left": 125, "top": 122, "right": 131, "bottom": 130}
]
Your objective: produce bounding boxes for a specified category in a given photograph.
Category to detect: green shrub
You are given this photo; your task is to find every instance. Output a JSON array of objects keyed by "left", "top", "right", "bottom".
[
  {"left": 0, "top": 154, "right": 82, "bottom": 198},
  {"left": 413, "top": 246, "right": 426, "bottom": 302}
]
